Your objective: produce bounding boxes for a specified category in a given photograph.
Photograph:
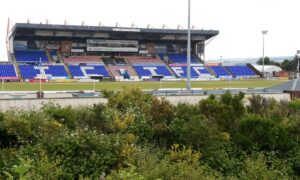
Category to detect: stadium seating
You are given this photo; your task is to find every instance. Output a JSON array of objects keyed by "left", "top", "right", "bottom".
[
  {"left": 15, "top": 51, "right": 49, "bottom": 62},
  {"left": 158, "top": 53, "right": 165, "bottom": 61},
  {"left": 114, "top": 58, "right": 127, "bottom": 65},
  {"left": 0, "top": 64, "right": 18, "bottom": 80},
  {"left": 102, "top": 58, "right": 115, "bottom": 65},
  {"left": 133, "top": 64, "right": 174, "bottom": 79},
  {"left": 68, "top": 65, "right": 110, "bottom": 79},
  {"left": 126, "top": 56, "right": 164, "bottom": 64},
  {"left": 19, "top": 64, "right": 68, "bottom": 79},
  {"left": 107, "top": 65, "right": 137, "bottom": 79},
  {"left": 168, "top": 54, "right": 198, "bottom": 64},
  {"left": 208, "top": 66, "right": 232, "bottom": 78},
  {"left": 49, "top": 50, "right": 59, "bottom": 62},
  {"left": 50, "top": 51, "right": 57, "bottom": 57},
  {"left": 225, "top": 66, "right": 257, "bottom": 77},
  {"left": 169, "top": 64, "right": 211, "bottom": 78},
  {"left": 64, "top": 56, "right": 103, "bottom": 64},
  {"left": 49, "top": 51, "right": 57, "bottom": 58}
]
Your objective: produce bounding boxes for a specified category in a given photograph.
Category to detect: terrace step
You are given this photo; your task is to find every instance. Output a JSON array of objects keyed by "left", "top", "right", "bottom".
[
  {"left": 205, "top": 66, "right": 217, "bottom": 77},
  {"left": 46, "top": 51, "right": 54, "bottom": 62},
  {"left": 58, "top": 52, "right": 72, "bottom": 78},
  {"left": 11, "top": 53, "right": 23, "bottom": 80}
]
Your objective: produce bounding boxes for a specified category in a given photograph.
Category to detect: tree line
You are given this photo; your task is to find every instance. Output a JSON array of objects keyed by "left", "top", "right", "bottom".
[{"left": 257, "top": 55, "right": 300, "bottom": 71}]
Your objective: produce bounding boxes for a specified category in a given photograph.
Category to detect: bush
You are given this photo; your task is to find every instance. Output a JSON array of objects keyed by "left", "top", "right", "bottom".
[
  {"left": 0, "top": 90, "right": 299, "bottom": 178},
  {"left": 236, "top": 115, "right": 290, "bottom": 152},
  {"left": 42, "top": 131, "right": 124, "bottom": 179}
]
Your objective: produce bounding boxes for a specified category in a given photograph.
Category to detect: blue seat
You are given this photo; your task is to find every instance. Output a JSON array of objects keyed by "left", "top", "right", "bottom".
[
  {"left": 68, "top": 65, "right": 110, "bottom": 78},
  {"left": 49, "top": 51, "right": 57, "bottom": 58},
  {"left": 15, "top": 51, "right": 49, "bottom": 62},
  {"left": 0, "top": 64, "right": 17, "bottom": 77},
  {"left": 168, "top": 54, "right": 198, "bottom": 64},
  {"left": 133, "top": 64, "right": 173, "bottom": 77},
  {"left": 19, "top": 65, "right": 68, "bottom": 79},
  {"left": 209, "top": 66, "right": 231, "bottom": 78},
  {"left": 158, "top": 53, "right": 165, "bottom": 60},
  {"left": 170, "top": 65, "right": 210, "bottom": 78},
  {"left": 226, "top": 66, "right": 257, "bottom": 77}
]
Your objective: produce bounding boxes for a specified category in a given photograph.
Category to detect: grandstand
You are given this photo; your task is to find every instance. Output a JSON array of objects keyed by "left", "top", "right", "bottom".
[{"left": 2, "top": 22, "right": 260, "bottom": 82}]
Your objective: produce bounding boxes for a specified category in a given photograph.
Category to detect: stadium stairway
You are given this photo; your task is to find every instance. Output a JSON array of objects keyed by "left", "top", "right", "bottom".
[
  {"left": 63, "top": 64, "right": 72, "bottom": 79},
  {"left": 122, "top": 57, "right": 130, "bottom": 65},
  {"left": 10, "top": 53, "right": 17, "bottom": 63},
  {"left": 56, "top": 52, "right": 64, "bottom": 63},
  {"left": 104, "top": 64, "right": 114, "bottom": 79},
  {"left": 57, "top": 52, "right": 72, "bottom": 79},
  {"left": 157, "top": 55, "right": 176, "bottom": 77},
  {"left": 165, "top": 63, "right": 176, "bottom": 77},
  {"left": 46, "top": 51, "right": 54, "bottom": 63},
  {"left": 204, "top": 66, "right": 215, "bottom": 77},
  {"left": 193, "top": 55, "right": 204, "bottom": 64},
  {"left": 10, "top": 53, "right": 23, "bottom": 80},
  {"left": 223, "top": 66, "right": 235, "bottom": 77},
  {"left": 14, "top": 63, "right": 23, "bottom": 81}
]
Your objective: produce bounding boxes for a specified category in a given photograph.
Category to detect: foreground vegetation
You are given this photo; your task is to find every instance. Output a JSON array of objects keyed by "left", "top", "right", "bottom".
[
  {"left": 1, "top": 88, "right": 300, "bottom": 179},
  {"left": 2, "top": 79, "right": 285, "bottom": 91}
]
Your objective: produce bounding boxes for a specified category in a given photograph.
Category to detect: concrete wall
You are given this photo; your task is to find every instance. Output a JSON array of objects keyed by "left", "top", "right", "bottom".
[
  {"left": 161, "top": 94, "right": 291, "bottom": 105},
  {"left": 0, "top": 94, "right": 291, "bottom": 111},
  {"left": 0, "top": 98, "right": 108, "bottom": 111}
]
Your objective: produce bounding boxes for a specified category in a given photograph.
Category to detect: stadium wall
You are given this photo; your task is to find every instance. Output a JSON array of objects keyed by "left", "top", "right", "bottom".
[
  {"left": 0, "top": 94, "right": 290, "bottom": 111},
  {"left": 0, "top": 97, "right": 108, "bottom": 111}
]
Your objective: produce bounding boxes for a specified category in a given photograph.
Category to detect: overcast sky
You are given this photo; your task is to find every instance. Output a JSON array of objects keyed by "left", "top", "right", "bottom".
[{"left": 0, "top": 0, "right": 299, "bottom": 60}]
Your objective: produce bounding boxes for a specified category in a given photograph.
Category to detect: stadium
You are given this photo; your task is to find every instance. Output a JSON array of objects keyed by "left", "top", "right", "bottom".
[
  {"left": 0, "top": 21, "right": 294, "bottom": 102},
  {"left": 2, "top": 0, "right": 300, "bottom": 178}
]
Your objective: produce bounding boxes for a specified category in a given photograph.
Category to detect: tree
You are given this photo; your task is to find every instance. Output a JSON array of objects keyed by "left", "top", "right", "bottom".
[
  {"left": 198, "top": 92, "right": 245, "bottom": 132},
  {"left": 257, "top": 57, "right": 280, "bottom": 66},
  {"left": 236, "top": 115, "right": 290, "bottom": 152},
  {"left": 281, "top": 56, "right": 300, "bottom": 71},
  {"left": 239, "top": 153, "right": 290, "bottom": 180},
  {"left": 169, "top": 115, "right": 213, "bottom": 148}
]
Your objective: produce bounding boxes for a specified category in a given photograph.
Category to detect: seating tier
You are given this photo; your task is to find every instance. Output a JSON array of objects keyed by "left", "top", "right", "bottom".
[{"left": 15, "top": 51, "right": 48, "bottom": 62}]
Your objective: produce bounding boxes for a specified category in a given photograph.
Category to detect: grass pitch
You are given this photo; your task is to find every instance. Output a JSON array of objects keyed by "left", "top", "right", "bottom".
[{"left": 0, "top": 79, "right": 286, "bottom": 91}]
